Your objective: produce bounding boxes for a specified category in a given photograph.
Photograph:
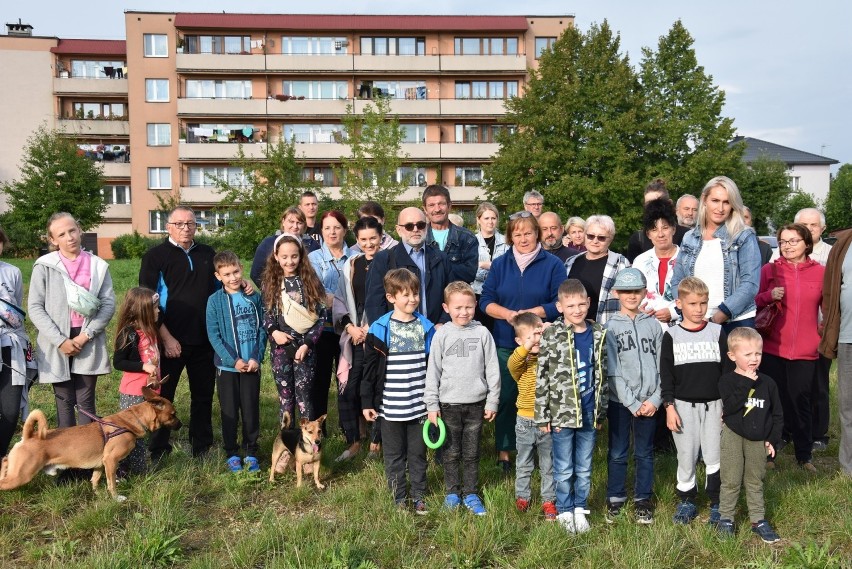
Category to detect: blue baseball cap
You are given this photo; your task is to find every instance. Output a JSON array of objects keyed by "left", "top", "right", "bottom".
[{"left": 612, "top": 268, "right": 647, "bottom": 291}]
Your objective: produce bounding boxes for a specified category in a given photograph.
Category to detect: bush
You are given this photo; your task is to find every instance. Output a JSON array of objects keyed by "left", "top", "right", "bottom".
[{"left": 110, "top": 231, "right": 161, "bottom": 259}]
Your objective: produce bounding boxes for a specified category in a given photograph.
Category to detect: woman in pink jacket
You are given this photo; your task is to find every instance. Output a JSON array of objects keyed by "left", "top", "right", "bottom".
[{"left": 756, "top": 223, "right": 824, "bottom": 472}]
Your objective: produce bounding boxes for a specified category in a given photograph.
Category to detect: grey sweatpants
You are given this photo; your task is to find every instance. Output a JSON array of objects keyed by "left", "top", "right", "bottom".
[
  {"left": 719, "top": 424, "right": 767, "bottom": 523},
  {"left": 672, "top": 399, "right": 722, "bottom": 502},
  {"left": 838, "top": 343, "right": 852, "bottom": 476}
]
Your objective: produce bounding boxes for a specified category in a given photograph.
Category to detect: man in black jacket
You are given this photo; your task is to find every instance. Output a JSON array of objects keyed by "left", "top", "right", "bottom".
[
  {"left": 422, "top": 185, "right": 478, "bottom": 284},
  {"left": 365, "top": 207, "right": 451, "bottom": 325}
]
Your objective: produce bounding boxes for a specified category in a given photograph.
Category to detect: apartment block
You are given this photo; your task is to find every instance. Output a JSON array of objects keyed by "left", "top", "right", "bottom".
[{"left": 1, "top": 12, "right": 573, "bottom": 255}]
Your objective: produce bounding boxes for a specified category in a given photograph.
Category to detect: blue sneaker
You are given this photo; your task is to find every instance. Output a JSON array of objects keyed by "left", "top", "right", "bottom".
[
  {"left": 243, "top": 456, "right": 260, "bottom": 472},
  {"left": 444, "top": 493, "right": 461, "bottom": 510},
  {"left": 751, "top": 520, "right": 780, "bottom": 544},
  {"left": 463, "top": 494, "right": 487, "bottom": 516},
  {"left": 226, "top": 455, "right": 242, "bottom": 473},
  {"left": 708, "top": 504, "right": 721, "bottom": 526},
  {"left": 413, "top": 499, "right": 428, "bottom": 516},
  {"left": 672, "top": 500, "right": 697, "bottom": 524},
  {"left": 717, "top": 518, "right": 735, "bottom": 537}
]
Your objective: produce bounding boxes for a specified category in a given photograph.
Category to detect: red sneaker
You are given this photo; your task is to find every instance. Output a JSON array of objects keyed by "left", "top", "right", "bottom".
[
  {"left": 515, "top": 497, "right": 530, "bottom": 512},
  {"left": 541, "top": 501, "right": 558, "bottom": 521}
]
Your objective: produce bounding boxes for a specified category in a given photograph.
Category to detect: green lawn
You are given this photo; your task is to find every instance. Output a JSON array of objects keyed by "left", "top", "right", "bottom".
[{"left": 0, "top": 259, "right": 849, "bottom": 568}]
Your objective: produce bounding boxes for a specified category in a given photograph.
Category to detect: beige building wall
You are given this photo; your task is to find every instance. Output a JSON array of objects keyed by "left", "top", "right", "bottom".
[{"left": 0, "top": 37, "right": 59, "bottom": 212}]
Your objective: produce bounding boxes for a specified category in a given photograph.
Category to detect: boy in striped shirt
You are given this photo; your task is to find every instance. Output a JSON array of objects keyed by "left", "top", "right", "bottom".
[{"left": 362, "top": 268, "right": 436, "bottom": 514}]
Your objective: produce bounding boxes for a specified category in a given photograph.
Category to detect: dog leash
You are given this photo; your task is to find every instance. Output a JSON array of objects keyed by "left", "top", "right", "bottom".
[{"left": 52, "top": 392, "right": 132, "bottom": 444}]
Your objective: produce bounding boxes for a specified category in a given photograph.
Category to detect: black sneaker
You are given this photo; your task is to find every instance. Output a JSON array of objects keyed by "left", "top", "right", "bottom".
[
  {"left": 751, "top": 519, "right": 780, "bottom": 544},
  {"left": 605, "top": 500, "right": 625, "bottom": 524},
  {"left": 635, "top": 500, "right": 654, "bottom": 525},
  {"left": 717, "top": 518, "right": 735, "bottom": 537}
]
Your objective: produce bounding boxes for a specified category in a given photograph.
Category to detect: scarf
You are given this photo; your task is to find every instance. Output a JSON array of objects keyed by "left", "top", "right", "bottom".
[{"left": 513, "top": 244, "right": 541, "bottom": 273}]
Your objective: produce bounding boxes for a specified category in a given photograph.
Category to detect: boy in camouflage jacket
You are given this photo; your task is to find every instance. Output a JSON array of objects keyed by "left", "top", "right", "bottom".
[{"left": 535, "top": 279, "right": 608, "bottom": 534}]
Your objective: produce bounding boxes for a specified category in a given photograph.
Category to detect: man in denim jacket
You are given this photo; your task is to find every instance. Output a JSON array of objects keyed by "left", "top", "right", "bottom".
[{"left": 422, "top": 185, "right": 479, "bottom": 284}]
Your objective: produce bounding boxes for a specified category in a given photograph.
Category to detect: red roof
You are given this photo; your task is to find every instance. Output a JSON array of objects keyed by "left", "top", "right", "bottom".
[
  {"left": 174, "top": 13, "right": 531, "bottom": 32},
  {"left": 50, "top": 39, "right": 126, "bottom": 55}
]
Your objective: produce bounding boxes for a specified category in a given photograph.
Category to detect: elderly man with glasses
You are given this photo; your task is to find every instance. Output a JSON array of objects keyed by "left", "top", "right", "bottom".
[{"left": 523, "top": 190, "right": 545, "bottom": 219}]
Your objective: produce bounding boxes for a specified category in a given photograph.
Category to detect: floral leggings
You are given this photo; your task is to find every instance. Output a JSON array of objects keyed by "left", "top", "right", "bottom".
[{"left": 270, "top": 344, "right": 316, "bottom": 422}]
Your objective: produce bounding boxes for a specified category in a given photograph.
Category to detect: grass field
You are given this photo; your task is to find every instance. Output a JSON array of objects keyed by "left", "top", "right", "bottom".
[{"left": 0, "top": 258, "right": 850, "bottom": 568}]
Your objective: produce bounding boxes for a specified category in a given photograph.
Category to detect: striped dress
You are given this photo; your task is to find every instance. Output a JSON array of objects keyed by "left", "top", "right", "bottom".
[{"left": 380, "top": 318, "right": 428, "bottom": 421}]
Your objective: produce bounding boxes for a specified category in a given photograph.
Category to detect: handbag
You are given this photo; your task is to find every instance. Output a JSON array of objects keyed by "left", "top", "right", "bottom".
[
  {"left": 755, "top": 263, "right": 781, "bottom": 336},
  {"left": 279, "top": 289, "right": 319, "bottom": 334},
  {"left": 60, "top": 272, "right": 102, "bottom": 318}
]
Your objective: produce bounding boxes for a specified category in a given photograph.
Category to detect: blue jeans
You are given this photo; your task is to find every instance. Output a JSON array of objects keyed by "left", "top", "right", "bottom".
[
  {"left": 722, "top": 317, "right": 755, "bottom": 334},
  {"left": 606, "top": 400, "right": 656, "bottom": 503},
  {"left": 515, "top": 416, "right": 555, "bottom": 502},
  {"left": 551, "top": 411, "right": 597, "bottom": 513}
]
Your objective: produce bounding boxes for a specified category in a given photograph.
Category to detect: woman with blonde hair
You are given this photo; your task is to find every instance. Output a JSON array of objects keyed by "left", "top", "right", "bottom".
[
  {"left": 563, "top": 217, "right": 586, "bottom": 251},
  {"left": 473, "top": 201, "right": 508, "bottom": 330}
]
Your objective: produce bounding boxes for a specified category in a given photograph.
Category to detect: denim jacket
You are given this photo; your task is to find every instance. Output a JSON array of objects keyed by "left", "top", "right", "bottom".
[
  {"left": 309, "top": 243, "right": 351, "bottom": 327},
  {"left": 671, "top": 225, "right": 761, "bottom": 321},
  {"left": 472, "top": 231, "right": 508, "bottom": 294}
]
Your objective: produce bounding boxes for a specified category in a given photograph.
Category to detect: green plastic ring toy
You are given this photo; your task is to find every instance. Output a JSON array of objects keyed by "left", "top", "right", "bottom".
[{"left": 423, "top": 417, "right": 446, "bottom": 449}]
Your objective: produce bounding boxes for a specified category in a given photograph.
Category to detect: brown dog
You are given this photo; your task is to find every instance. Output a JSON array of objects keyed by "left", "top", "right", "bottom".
[
  {"left": 268, "top": 412, "right": 326, "bottom": 489},
  {"left": 0, "top": 385, "right": 181, "bottom": 501}
]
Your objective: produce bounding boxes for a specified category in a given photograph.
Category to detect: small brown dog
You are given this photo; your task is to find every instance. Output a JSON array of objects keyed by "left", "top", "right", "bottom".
[
  {"left": 0, "top": 385, "right": 182, "bottom": 501},
  {"left": 268, "top": 412, "right": 326, "bottom": 489}
]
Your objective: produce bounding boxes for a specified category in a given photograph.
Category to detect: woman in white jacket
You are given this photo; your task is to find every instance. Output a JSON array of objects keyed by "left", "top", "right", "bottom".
[
  {"left": 473, "top": 202, "right": 508, "bottom": 331},
  {"left": 28, "top": 213, "right": 115, "bottom": 428},
  {"left": 633, "top": 198, "right": 680, "bottom": 329}
]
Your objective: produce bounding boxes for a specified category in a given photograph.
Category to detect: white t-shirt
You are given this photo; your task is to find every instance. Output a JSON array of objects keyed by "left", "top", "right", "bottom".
[{"left": 693, "top": 238, "right": 725, "bottom": 319}]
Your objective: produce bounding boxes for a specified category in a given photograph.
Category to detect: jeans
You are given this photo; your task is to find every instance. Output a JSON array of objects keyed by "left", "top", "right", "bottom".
[
  {"left": 0, "top": 346, "right": 23, "bottom": 456},
  {"left": 515, "top": 416, "right": 555, "bottom": 502},
  {"left": 722, "top": 317, "right": 755, "bottom": 334},
  {"left": 552, "top": 411, "right": 597, "bottom": 513},
  {"left": 441, "top": 401, "right": 485, "bottom": 496},
  {"left": 381, "top": 417, "right": 427, "bottom": 503},
  {"left": 606, "top": 400, "right": 656, "bottom": 502}
]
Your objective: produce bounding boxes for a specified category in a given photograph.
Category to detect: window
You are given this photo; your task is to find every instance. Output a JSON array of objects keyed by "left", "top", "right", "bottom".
[
  {"left": 362, "top": 80, "right": 426, "bottom": 100},
  {"left": 144, "top": 34, "right": 168, "bottom": 57},
  {"left": 145, "top": 79, "right": 169, "bottom": 102},
  {"left": 72, "top": 102, "right": 126, "bottom": 119},
  {"left": 453, "top": 37, "right": 519, "bottom": 55},
  {"left": 397, "top": 167, "right": 427, "bottom": 186},
  {"left": 147, "top": 167, "right": 171, "bottom": 190},
  {"left": 77, "top": 143, "right": 129, "bottom": 162},
  {"left": 147, "top": 124, "right": 171, "bottom": 146},
  {"left": 455, "top": 166, "right": 485, "bottom": 187},
  {"left": 281, "top": 36, "right": 348, "bottom": 55},
  {"left": 789, "top": 176, "right": 801, "bottom": 191},
  {"left": 149, "top": 211, "right": 169, "bottom": 233},
  {"left": 360, "top": 36, "right": 425, "bottom": 56},
  {"left": 185, "top": 35, "right": 251, "bottom": 54},
  {"left": 187, "top": 166, "right": 247, "bottom": 187},
  {"left": 282, "top": 80, "right": 347, "bottom": 100},
  {"left": 186, "top": 124, "right": 257, "bottom": 143},
  {"left": 401, "top": 124, "right": 427, "bottom": 143},
  {"left": 70, "top": 59, "right": 125, "bottom": 78},
  {"left": 302, "top": 167, "right": 337, "bottom": 187},
  {"left": 197, "top": 210, "right": 235, "bottom": 228},
  {"left": 185, "top": 80, "right": 252, "bottom": 99},
  {"left": 102, "top": 185, "right": 130, "bottom": 205},
  {"left": 283, "top": 124, "right": 344, "bottom": 144},
  {"left": 455, "top": 81, "right": 517, "bottom": 99},
  {"left": 535, "top": 37, "right": 557, "bottom": 59}
]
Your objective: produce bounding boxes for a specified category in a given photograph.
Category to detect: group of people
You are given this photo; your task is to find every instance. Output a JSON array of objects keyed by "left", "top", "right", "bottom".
[{"left": 0, "top": 176, "right": 850, "bottom": 541}]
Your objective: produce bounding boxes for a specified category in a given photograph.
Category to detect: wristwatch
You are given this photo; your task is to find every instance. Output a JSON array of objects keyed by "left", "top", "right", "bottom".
[{"left": 663, "top": 401, "right": 675, "bottom": 409}]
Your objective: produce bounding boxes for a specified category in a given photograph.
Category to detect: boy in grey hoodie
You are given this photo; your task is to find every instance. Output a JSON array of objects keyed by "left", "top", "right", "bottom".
[
  {"left": 604, "top": 268, "right": 663, "bottom": 524},
  {"left": 426, "top": 282, "right": 500, "bottom": 515}
]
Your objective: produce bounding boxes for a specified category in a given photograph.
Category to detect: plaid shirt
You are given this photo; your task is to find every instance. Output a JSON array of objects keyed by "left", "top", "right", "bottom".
[{"left": 564, "top": 251, "right": 631, "bottom": 326}]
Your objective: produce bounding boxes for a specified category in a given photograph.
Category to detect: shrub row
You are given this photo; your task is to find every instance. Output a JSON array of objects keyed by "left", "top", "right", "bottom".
[{"left": 111, "top": 231, "right": 230, "bottom": 259}]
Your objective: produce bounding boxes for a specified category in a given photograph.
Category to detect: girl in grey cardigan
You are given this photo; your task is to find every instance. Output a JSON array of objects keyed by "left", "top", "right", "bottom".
[{"left": 28, "top": 213, "right": 115, "bottom": 428}]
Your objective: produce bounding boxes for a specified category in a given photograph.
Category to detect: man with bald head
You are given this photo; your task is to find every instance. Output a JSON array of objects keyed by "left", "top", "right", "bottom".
[
  {"left": 539, "top": 211, "right": 580, "bottom": 262},
  {"left": 365, "top": 207, "right": 452, "bottom": 324}
]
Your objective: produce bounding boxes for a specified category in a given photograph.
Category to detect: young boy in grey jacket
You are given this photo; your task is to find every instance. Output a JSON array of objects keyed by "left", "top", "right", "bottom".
[
  {"left": 604, "top": 268, "right": 663, "bottom": 524},
  {"left": 426, "top": 282, "right": 500, "bottom": 515}
]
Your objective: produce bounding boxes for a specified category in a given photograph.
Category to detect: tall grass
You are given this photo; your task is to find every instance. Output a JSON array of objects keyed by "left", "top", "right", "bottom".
[{"left": 1, "top": 259, "right": 850, "bottom": 568}]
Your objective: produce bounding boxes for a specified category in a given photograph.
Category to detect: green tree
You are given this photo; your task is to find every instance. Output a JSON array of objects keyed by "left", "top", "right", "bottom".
[
  {"left": 770, "top": 191, "right": 818, "bottom": 231},
  {"left": 211, "top": 140, "right": 317, "bottom": 258},
  {"left": 825, "top": 164, "right": 852, "bottom": 232},
  {"left": 737, "top": 155, "right": 791, "bottom": 235},
  {"left": 336, "top": 97, "right": 408, "bottom": 212},
  {"left": 485, "top": 21, "right": 648, "bottom": 247},
  {"left": 639, "top": 20, "right": 744, "bottom": 196},
  {"left": 0, "top": 124, "right": 106, "bottom": 255}
]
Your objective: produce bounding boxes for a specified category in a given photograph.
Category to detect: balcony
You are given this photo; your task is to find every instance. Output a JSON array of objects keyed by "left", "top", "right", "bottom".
[
  {"left": 321, "top": 185, "right": 486, "bottom": 203},
  {"left": 58, "top": 119, "right": 129, "bottom": 137},
  {"left": 179, "top": 186, "right": 225, "bottom": 205},
  {"left": 353, "top": 98, "right": 440, "bottom": 116},
  {"left": 101, "top": 161, "right": 131, "bottom": 178},
  {"left": 400, "top": 143, "right": 441, "bottom": 160},
  {"left": 177, "top": 98, "right": 268, "bottom": 116},
  {"left": 287, "top": 142, "right": 349, "bottom": 160},
  {"left": 267, "top": 97, "right": 349, "bottom": 117},
  {"left": 266, "top": 54, "right": 354, "bottom": 72},
  {"left": 439, "top": 99, "right": 507, "bottom": 116},
  {"left": 353, "top": 55, "right": 441, "bottom": 73},
  {"left": 440, "top": 55, "right": 527, "bottom": 73},
  {"left": 178, "top": 142, "right": 268, "bottom": 161},
  {"left": 176, "top": 53, "right": 266, "bottom": 72},
  {"left": 440, "top": 143, "right": 500, "bottom": 160},
  {"left": 104, "top": 204, "right": 132, "bottom": 219},
  {"left": 53, "top": 77, "right": 128, "bottom": 96}
]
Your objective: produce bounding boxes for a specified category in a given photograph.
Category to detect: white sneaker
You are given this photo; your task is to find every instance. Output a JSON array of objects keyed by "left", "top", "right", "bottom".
[
  {"left": 573, "top": 508, "right": 591, "bottom": 533},
  {"left": 557, "top": 511, "right": 575, "bottom": 534}
]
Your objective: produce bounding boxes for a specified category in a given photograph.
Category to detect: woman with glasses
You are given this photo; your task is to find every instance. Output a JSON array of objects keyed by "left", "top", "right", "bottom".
[
  {"left": 480, "top": 211, "right": 567, "bottom": 473},
  {"left": 308, "top": 211, "right": 351, "bottom": 433},
  {"left": 671, "top": 176, "right": 761, "bottom": 332},
  {"left": 755, "top": 223, "right": 824, "bottom": 472},
  {"left": 564, "top": 215, "right": 630, "bottom": 325},
  {"left": 473, "top": 202, "right": 508, "bottom": 331}
]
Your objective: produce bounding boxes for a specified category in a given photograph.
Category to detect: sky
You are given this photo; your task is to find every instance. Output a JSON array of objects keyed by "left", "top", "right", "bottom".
[{"left": 7, "top": 1, "right": 851, "bottom": 173}]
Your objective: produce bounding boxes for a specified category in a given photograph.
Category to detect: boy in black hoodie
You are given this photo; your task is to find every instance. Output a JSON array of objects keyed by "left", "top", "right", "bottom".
[{"left": 717, "top": 327, "right": 783, "bottom": 543}]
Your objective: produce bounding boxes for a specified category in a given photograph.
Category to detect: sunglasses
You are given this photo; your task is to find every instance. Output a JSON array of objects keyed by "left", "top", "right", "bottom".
[
  {"left": 509, "top": 211, "right": 534, "bottom": 220},
  {"left": 397, "top": 221, "right": 427, "bottom": 232},
  {"left": 586, "top": 234, "right": 609, "bottom": 242}
]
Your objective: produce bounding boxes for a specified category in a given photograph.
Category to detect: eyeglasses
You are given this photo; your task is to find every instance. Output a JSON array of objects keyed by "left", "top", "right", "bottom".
[
  {"left": 509, "top": 211, "right": 533, "bottom": 220},
  {"left": 586, "top": 234, "right": 609, "bottom": 242},
  {"left": 525, "top": 201, "right": 543, "bottom": 208},
  {"left": 397, "top": 221, "right": 427, "bottom": 232},
  {"left": 778, "top": 238, "right": 804, "bottom": 247},
  {"left": 168, "top": 222, "right": 196, "bottom": 230}
]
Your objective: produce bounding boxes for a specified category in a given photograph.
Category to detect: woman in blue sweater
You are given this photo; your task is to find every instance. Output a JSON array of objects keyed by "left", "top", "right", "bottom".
[{"left": 480, "top": 212, "right": 567, "bottom": 472}]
